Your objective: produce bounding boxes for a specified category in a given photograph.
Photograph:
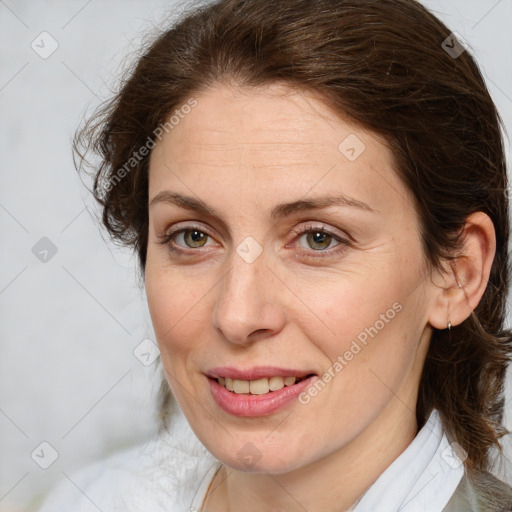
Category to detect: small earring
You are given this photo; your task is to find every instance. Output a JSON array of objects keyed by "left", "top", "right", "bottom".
[{"left": 447, "top": 320, "right": 452, "bottom": 331}]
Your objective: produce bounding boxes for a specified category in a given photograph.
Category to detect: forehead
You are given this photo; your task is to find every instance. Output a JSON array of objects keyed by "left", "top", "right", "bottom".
[
  {"left": 163, "top": 82, "right": 371, "bottom": 157},
  {"left": 148, "top": 82, "right": 413, "bottom": 220}
]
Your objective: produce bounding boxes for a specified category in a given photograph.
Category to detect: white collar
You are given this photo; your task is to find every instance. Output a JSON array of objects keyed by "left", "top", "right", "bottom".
[{"left": 349, "top": 408, "right": 464, "bottom": 511}]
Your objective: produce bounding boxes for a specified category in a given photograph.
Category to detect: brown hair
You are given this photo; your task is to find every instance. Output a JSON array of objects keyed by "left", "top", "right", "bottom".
[{"left": 74, "top": 0, "right": 512, "bottom": 473}]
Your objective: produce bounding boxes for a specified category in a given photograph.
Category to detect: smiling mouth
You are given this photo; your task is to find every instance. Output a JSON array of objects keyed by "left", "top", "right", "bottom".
[{"left": 215, "top": 374, "right": 315, "bottom": 395}]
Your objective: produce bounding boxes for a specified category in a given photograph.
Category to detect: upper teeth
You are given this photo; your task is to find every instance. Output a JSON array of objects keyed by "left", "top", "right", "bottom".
[{"left": 218, "top": 376, "right": 299, "bottom": 394}]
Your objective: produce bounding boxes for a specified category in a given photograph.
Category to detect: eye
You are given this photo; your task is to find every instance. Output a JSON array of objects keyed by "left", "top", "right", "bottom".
[
  {"left": 175, "top": 229, "right": 210, "bottom": 249},
  {"left": 157, "top": 224, "right": 217, "bottom": 255},
  {"left": 289, "top": 223, "right": 351, "bottom": 258},
  {"left": 157, "top": 222, "right": 351, "bottom": 258}
]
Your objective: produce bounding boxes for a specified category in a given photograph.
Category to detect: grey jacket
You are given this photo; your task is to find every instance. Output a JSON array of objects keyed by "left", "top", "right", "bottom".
[{"left": 443, "top": 469, "right": 512, "bottom": 511}]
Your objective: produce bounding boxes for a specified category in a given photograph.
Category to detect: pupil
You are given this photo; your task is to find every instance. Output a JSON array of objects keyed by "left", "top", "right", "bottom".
[
  {"left": 187, "top": 230, "right": 206, "bottom": 247},
  {"left": 308, "top": 231, "right": 330, "bottom": 250}
]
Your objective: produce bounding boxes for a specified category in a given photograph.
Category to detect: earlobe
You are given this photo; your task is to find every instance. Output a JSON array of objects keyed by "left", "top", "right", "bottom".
[{"left": 427, "top": 211, "right": 496, "bottom": 330}]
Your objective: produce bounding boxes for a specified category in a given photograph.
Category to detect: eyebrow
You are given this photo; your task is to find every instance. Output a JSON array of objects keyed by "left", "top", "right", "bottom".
[{"left": 149, "top": 191, "right": 378, "bottom": 218}]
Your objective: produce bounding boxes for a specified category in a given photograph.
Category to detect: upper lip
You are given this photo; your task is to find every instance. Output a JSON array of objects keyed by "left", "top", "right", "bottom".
[{"left": 206, "top": 366, "right": 316, "bottom": 381}]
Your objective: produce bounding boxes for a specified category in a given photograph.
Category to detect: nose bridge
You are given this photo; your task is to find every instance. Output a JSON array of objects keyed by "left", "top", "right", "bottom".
[{"left": 212, "top": 240, "right": 282, "bottom": 344}]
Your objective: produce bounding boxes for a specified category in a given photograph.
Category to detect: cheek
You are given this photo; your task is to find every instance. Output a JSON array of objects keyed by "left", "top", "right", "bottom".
[
  {"left": 296, "top": 264, "right": 420, "bottom": 397},
  {"left": 145, "top": 264, "right": 207, "bottom": 356},
  {"left": 145, "top": 267, "right": 212, "bottom": 408},
  {"left": 296, "top": 264, "right": 403, "bottom": 350}
]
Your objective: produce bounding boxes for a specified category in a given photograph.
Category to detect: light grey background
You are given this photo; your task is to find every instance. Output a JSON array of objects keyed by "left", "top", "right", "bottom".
[{"left": 1, "top": 1, "right": 511, "bottom": 510}]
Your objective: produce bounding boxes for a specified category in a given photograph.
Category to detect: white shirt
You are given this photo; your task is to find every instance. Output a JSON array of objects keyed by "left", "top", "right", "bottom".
[{"left": 38, "top": 407, "right": 464, "bottom": 512}]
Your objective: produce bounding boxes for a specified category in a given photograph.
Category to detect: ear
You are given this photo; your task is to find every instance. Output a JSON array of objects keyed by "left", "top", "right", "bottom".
[{"left": 427, "top": 211, "right": 496, "bottom": 330}]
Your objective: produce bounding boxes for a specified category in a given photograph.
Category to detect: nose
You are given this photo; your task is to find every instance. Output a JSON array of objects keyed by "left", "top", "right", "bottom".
[{"left": 211, "top": 249, "right": 286, "bottom": 346}]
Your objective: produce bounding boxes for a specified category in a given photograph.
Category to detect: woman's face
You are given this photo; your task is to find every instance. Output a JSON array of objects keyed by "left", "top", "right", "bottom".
[{"left": 145, "top": 82, "right": 437, "bottom": 473}]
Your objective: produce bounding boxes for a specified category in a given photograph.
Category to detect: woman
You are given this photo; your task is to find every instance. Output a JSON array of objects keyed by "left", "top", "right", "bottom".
[{"left": 40, "top": 0, "right": 512, "bottom": 510}]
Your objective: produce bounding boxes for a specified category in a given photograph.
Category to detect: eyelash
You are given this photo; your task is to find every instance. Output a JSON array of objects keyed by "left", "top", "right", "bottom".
[{"left": 157, "top": 223, "right": 351, "bottom": 259}]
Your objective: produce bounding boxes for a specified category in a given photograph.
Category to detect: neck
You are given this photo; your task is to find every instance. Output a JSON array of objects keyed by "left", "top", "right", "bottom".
[{"left": 203, "top": 402, "right": 419, "bottom": 512}]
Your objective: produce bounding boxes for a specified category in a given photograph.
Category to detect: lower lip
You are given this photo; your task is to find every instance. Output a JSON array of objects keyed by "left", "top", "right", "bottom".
[{"left": 207, "top": 375, "right": 317, "bottom": 417}]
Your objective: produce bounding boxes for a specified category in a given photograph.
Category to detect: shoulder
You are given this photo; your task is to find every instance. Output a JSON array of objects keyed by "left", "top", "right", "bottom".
[
  {"left": 444, "top": 469, "right": 512, "bottom": 511},
  {"left": 38, "top": 416, "right": 217, "bottom": 512}
]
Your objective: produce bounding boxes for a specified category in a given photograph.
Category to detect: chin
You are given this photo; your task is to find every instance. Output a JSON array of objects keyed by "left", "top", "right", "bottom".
[{"left": 202, "top": 435, "right": 314, "bottom": 474}]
